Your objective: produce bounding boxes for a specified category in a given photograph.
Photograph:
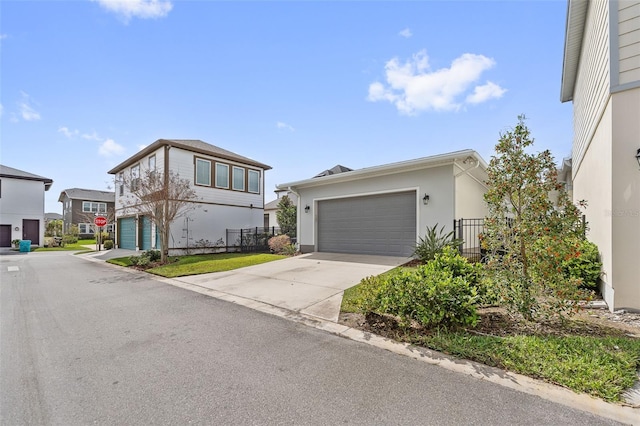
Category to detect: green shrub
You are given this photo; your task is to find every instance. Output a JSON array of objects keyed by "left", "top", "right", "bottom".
[
  {"left": 103, "top": 240, "right": 114, "bottom": 250},
  {"left": 562, "top": 239, "right": 601, "bottom": 289},
  {"left": 144, "top": 250, "right": 161, "bottom": 262},
  {"left": 96, "top": 231, "right": 110, "bottom": 242},
  {"left": 62, "top": 234, "right": 78, "bottom": 245},
  {"left": 363, "top": 248, "right": 481, "bottom": 329},
  {"left": 413, "top": 224, "right": 463, "bottom": 263}
]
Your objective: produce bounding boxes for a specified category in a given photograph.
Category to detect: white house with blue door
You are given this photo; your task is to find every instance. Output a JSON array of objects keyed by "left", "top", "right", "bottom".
[{"left": 107, "top": 139, "right": 271, "bottom": 253}]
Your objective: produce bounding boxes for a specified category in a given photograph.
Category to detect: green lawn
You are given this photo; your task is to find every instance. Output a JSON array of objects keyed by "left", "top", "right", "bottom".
[
  {"left": 34, "top": 238, "right": 96, "bottom": 252},
  {"left": 108, "top": 252, "right": 287, "bottom": 278},
  {"left": 341, "top": 277, "right": 640, "bottom": 403}
]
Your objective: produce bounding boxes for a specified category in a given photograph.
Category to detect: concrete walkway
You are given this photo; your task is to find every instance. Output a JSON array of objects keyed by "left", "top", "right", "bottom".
[{"left": 172, "top": 252, "right": 408, "bottom": 322}]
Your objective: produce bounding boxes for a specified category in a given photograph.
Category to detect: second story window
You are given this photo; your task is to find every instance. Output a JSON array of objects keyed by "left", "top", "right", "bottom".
[
  {"left": 131, "top": 164, "right": 140, "bottom": 191},
  {"left": 232, "top": 166, "right": 245, "bottom": 191},
  {"left": 195, "top": 158, "right": 211, "bottom": 186},
  {"left": 215, "top": 163, "right": 229, "bottom": 189},
  {"left": 118, "top": 172, "right": 124, "bottom": 196},
  {"left": 83, "top": 202, "right": 107, "bottom": 213},
  {"left": 248, "top": 170, "right": 260, "bottom": 193}
]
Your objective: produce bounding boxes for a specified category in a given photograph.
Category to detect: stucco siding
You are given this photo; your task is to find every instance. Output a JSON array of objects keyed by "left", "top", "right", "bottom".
[
  {"left": 572, "top": 0, "right": 610, "bottom": 175},
  {"left": 0, "top": 177, "right": 46, "bottom": 244},
  {"left": 610, "top": 87, "right": 640, "bottom": 310},
  {"left": 571, "top": 97, "right": 614, "bottom": 308},
  {"left": 454, "top": 172, "right": 487, "bottom": 220},
  {"left": 296, "top": 165, "right": 455, "bottom": 251}
]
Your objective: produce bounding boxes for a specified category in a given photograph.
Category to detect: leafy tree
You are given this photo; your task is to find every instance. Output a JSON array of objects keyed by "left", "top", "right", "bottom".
[
  {"left": 276, "top": 195, "right": 296, "bottom": 238},
  {"left": 119, "top": 168, "right": 200, "bottom": 263},
  {"left": 483, "top": 115, "right": 591, "bottom": 321},
  {"left": 45, "top": 219, "right": 62, "bottom": 237}
]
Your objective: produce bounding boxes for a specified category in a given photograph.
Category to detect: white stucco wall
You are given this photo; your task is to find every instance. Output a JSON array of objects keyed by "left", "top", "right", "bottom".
[
  {"left": 294, "top": 165, "right": 455, "bottom": 252},
  {"left": 610, "top": 87, "right": 640, "bottom": 310},
  {"left": 572, "top": 98, "right": 615, "bottom": 308},
  {"left": 454, "top": 170, "right": 488, "bottom": 220},
  {"left": 0, "top": 177, "right": 46, "bottom": 244}
]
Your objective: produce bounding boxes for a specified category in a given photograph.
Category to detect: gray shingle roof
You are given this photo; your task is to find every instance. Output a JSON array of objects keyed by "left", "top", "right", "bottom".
[
  {"left": 0, "top": 164, "right": 53, "bottom": 190},
  {"left": 58, "top": 188, "right": 115, "bottom": 203},
  {"left": 108, "top": 139, "right": 271, "bottom": 174},
  {"left": 313, "top": 164, "right": 353, "bottom": 178}
]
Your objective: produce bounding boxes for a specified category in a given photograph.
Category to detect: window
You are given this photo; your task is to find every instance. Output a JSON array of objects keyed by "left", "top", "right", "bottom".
[
  {"left": 195, "top": 158, "right": 211, "bottom": 186},
  {"left": 232, "top": 166, "right": 245, "bottom": 191},
  {"left": 149, "top": 155, "right": 156, "bottom": 171},
  {"left": 248, "top": 170, "right": 260, "bottom": 193},
  {"left": 118, "top": 172, "right": 124, "bottom": 196},
  {"left": 78, "top": 223, "right": 94, "bottom": 234},
  {"left": 215, "top": 163, "right": 229, "bottom": 189},
  {"left": 131, "top": 164, "right": 140, "bottom": 191},
  {"left": 82, "top": 202, "right": 107, "bottom": 213}
]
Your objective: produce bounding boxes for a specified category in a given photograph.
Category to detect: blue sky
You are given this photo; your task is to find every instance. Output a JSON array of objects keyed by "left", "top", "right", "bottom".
[{"left": 1, "top": 0, "right": 574, "bottom": 214}]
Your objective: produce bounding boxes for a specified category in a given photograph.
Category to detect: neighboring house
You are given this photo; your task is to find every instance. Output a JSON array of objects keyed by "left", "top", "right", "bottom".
[
  {"left": 45, "top": 212, "right": 62, "bottom": 223},
  {"left": 561, "top": 0, "right": 640, "bottom": 311},
  {"left": 276, "top": 150, "right": 488, "bottom": 257},
  {"left": 107, "top": 139, "right": 271, "bottom": 253},
  {"left": 264, "top": 189, "right": 298, "bottom": 229},
  {"left": 58, "top": 188, "right": 116, "bottom": 238},
  {"left": 0, "top": 164, "right": 53, "bottom": 247}
]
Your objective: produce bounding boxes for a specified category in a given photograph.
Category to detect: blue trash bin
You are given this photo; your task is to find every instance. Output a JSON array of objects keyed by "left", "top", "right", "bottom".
[{"left": 19, "top": 240, "right": 31, "bottom": 252}]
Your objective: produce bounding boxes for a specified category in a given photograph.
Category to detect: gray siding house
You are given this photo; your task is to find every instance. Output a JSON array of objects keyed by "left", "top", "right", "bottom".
[{"left": 58, "top": 188, "right": 116, "bottom": 238}]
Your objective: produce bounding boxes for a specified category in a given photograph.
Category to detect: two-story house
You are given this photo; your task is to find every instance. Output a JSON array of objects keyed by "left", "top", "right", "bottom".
[
  {"left": 0, "top": 164, "right": 53, "bottom": 247},
  {"left": 561, "top": 0, "right": 640, "bottom": 311},
  {"left": 58, "top": 188, "right": 116, "bottom": 238},
  {"left": 107, "top": 139, "right": 271, "bottom": 253}
]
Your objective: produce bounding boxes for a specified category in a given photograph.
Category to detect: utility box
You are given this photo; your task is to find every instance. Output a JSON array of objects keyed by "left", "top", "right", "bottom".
[{"left": 19, "top": 240, "right": 31, "bottom": 253}]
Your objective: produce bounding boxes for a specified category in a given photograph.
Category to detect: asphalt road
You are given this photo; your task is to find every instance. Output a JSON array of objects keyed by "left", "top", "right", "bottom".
[{"left": 0, "top": 251, "right": 624, "bottom": 425}]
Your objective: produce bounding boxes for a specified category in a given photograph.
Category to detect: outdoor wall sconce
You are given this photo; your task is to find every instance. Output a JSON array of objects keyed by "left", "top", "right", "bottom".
[
  {"left": 304, "top": 205, "right": 310, "bottom": 213},
  {"left": 422, "top": 194, "right": 430, "bottom": 205},
  {"left": 636, "top": 148, "right": 640, "bottom": 169}
]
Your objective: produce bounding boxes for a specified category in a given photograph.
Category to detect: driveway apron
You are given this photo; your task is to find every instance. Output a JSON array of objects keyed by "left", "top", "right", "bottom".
[{"left": 172, "top": 253, "right": 409, "bottom": 322}]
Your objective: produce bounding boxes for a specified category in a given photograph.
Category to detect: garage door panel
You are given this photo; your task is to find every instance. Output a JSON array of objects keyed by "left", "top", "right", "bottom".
[
  {"left": 118, "top": 217, "right": 136, "bottom": 250},
  {"left": 317, "top": 191, "right": 416, "bottom": 257}
]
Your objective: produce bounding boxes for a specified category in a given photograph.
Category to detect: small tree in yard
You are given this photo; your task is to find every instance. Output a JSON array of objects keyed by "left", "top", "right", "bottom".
[
  {"left": 120, "top": 169, "right": 200, "bottom": 263},
  {"left": 276, "top": 195, "right": 296, "bottom": 238},
  {"left": 45, "top": 219, "right": 62, "bottom": 237},
  {"left": 483, "top": 115, "right": 592, "bottom": 321}
]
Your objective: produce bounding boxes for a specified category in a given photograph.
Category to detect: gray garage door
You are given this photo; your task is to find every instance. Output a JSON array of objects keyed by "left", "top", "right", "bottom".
[{"left": 317, "top": 191, "right": 416, "bottom": 257}]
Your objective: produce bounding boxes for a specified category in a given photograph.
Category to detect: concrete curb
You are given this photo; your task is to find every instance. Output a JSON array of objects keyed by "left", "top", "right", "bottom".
[{"left": 80, "top": 254, "right": 640, "bottom": 425}]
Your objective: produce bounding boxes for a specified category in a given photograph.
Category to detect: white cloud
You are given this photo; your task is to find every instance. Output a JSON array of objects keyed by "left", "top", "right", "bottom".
[
  {"left": 98, "top": 138, "right": 125, "bottom": 157},
  {"left": 277, "top": 121, "right": 295, "bottom": 132},
  {"left": 465, "top": 81, "right": 507, "bottom": 104},
  {"left": 0, "top": 104, "right": 3, "bottom": 117},
  {"left": 137, "top": 144, "right": 148, "bottom": 151},
  {"left": 58, "top": 126, "right": 80, "bottom": 138},
  {"left": 82, "top": 131, "right": 101, "bottom": 141},
  {"left": 367, "top": 50, "right": 506, "bottom": 114},
  {"left": 399, "top": 28, "right": 412, "bottom": 38},
  {"left": 94, "top": 0, "right": 173, "bottom": 22},
  {"left": 18, "top": 91, "right": 41, "bottom": 121}
]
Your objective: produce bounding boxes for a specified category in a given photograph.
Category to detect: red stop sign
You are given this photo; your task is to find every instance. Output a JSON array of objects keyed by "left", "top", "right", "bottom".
[{"left": 94, "top": 216, "right": 107, "bottom": 227}]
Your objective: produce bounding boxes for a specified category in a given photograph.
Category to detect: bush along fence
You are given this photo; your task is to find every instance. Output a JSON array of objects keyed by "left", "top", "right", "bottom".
[
  {"left": 226, "top": 227, "right": 282, "bottom": 253},
  {"left": 454, "top": 215, "right": 586, "bottom": 263}
]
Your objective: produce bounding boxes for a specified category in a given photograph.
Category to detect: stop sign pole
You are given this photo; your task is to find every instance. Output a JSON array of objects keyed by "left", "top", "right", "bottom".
[{"left": 94, "top": 216, "right": 107, "bottom": 251}]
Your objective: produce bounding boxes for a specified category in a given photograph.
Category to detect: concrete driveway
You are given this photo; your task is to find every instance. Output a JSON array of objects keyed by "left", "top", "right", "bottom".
[{"left": 171, "top": 252, "right": 409, "bottom": 322}]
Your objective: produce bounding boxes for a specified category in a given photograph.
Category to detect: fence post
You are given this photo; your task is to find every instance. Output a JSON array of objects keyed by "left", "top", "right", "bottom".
[
  {"left": 240, "top": 228, "right": 244, "bottom": 252},
  {"left": 582, "top": 214, "right": 586, "bottom": 237},
  {"left": 458, "top": 218, "right": 464, "bottom": 254}
]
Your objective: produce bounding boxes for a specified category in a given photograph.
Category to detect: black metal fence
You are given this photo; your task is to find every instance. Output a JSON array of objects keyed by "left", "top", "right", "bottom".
[
  {"left": 226, "top": 227, "right": 282, "bottom": 253},
  {"left": 453, "top": 218, "right": 484, "bottom": 262}
]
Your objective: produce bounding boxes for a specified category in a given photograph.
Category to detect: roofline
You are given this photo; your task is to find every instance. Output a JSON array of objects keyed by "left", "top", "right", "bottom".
[
  {"left": 107, "top": 139, "right": 272, "bottom": 174},
  {"left": 0, "top": 170, "right": 53, "bottom": 190},
  {"left": 276, "top": 150, "right": 488, "bottom": 190},
  {"left": 58, "top": 188, "right": 115, "bottom": 203},
  {"left": 560, "top": 0, "right": 589, "bottom": 103}
]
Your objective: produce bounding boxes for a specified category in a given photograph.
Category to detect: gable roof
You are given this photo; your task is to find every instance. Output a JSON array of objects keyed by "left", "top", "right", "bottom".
[
  {"left": 0, "top": 164, "right": 53, "bottom": 190},
  {"left": 58, "top": 188, "right": 115, "bottom": 203},
  {"left": 560, "top": 0, "right": 589, "bottom": 102},
  {"left": 277, "top": 150, "right": 488, "bottom": 190},
  {"left": 313, "top": 164, "right": 353, "bottom": 178},
  {"left": 45, "top": 212, "right": 63, "bottom": 220},
  {"left": 107, "top": 139, "right": 271, "bottom": 174}
]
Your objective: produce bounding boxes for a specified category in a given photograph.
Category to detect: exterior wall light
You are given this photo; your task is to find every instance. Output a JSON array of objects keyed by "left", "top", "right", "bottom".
[
  {"left": 636, "top": 148, "right": 640, "bottom": 169},
  {"left": 422, "top": 194, "right": 430, "bottom": 205},
  {"left": 304, "top": 205, "right": 310, "bottom": 213}
]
